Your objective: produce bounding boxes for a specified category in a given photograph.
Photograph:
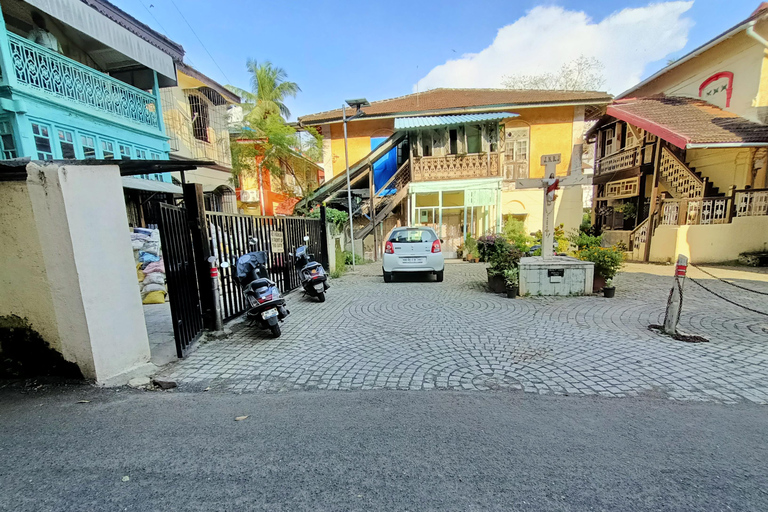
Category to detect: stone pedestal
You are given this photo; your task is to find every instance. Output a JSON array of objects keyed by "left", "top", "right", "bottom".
[{"left": 519, "top": 256, "right": 594, "bottom": 296}]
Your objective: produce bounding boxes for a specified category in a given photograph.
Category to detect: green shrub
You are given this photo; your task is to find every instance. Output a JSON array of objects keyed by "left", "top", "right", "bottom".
[
  {"left": 502, "top": 218, "right": 533, "bottom": 252},
  {"left": 343, "top": 250, "right": 365, "bottom": 265},
  {"left": 488, "top": 238, "right": 523, "bottom": 276},
  {"left": 308, "top": 207, "right": 349, "bottom": 234},
  {"left": 569, "top": 231, "right": 603, "bottom": 251},
  {"left": 503, "top": 267, "right": 519, "bottom": 286},
  {"left": 577, "top": 245, "right": 625, "bottom": 279}
]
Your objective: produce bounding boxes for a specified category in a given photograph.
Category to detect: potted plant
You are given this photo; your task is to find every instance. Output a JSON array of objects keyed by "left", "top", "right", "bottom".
[
  {"left": 577, "top": 245, "right": 625, "bottom": 293},
  {"left": 456, "top": 243, "right": 464, "bottom": 260},
  {"left": 487, "top": 238, "right": 522, "bottom": 293},
  {"left": 504, "top": 268, "right": 519, "bottom": 298},
  {"left": 603, "top": 278, "right": 615, "bottom": 298}
]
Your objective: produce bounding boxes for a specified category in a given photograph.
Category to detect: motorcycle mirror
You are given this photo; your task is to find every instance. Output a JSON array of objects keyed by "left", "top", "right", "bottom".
[
  {"left": 248, "top": 237, "right": 257, "bottom": 247},
  {"left": 220, "top": 261, "right": 230, "bottom": 269},
  {"left": 303, "top": 235, "right": 310, "bottom": 242}
]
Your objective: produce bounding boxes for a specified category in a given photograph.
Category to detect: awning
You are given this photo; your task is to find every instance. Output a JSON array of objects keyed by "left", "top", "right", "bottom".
[
  {"left": 122, "top": 177, "right": 182, "bottom": 194},
  {"left": 394, "top": 112, "right": 518, "bottom": 130}
]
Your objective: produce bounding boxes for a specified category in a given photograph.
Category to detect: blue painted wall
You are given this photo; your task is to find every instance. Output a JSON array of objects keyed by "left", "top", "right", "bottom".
[{"left": 371, "top": 137, "right": 397, "bottom": 193}]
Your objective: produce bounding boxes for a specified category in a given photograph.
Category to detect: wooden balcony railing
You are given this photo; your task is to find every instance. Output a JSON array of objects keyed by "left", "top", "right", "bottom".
[
  {"left": 594, "top": 146, "right": 642, "bottom": 175},
  {"left": 411, "top": 153, "right": 500, "bottom": 181},
  {"left": 735, "top": 188, "right": 768, "bottom": 217},
  {"left": 659, "top": 196, "right": 733, "bottom": 226},
  {"left": 7, "top": 32, "right": 160, "bottom": 130}
]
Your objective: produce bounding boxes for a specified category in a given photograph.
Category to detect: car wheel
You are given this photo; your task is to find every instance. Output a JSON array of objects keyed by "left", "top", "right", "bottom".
[
  {"left": 436, "top": 270, "right": 444, "bottom": 282},
  {"left": 383, "top": 271, "right": 392, "bottom": 283}
]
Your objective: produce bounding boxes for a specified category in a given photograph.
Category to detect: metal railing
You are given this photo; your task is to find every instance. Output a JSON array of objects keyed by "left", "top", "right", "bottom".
[
  {"left": 8, "top": 32, "right": 160, "bottom": 130},
  {"left": 412, "top": 152, "right": 500, "bottom": 181},
  {"left": 594, "top": 146, "right": 642, "bottom": 175}
]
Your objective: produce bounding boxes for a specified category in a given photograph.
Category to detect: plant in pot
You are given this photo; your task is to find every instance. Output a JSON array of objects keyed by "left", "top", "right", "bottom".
[
  {"left": 504, "top": 268, "right": 519, "bottom": 298},
  {"left": 486, "top": 238, "right": 522, "bottom": 293},
  {"left": 603, "top": 278, "right": 616, "bottom": 298},
  {"left": 577, "top": 245, "right": 625, "bottom": 293},
  {"left": 464, "top": 235, "right": 478, "bottom": 262}
]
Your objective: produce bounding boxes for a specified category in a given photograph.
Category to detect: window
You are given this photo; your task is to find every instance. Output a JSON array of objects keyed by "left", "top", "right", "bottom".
[
  {"left": 135, "top": 148, "right": 147, "bottom": 159},
  {"left": 514, "top": 139, "right": 528, "bottom": 162},
  {"left": 150, "top": 152, "right": 160, "bottom": 160},
  {"left": 188, "top": 94, "right": 210, "bottom": 142},
  {"left": 466, "top": 124, "right": 482, "bottom": 154},
  {"left": 101, "top": 140, "right": 115, "bottom": 159},
  {"left": 388, "top": 228, "right": 436, "bottom": 243},
  {"left": 604, "top": 127, "right": 615, "bottom": 156},
  {"left": 57, "top": 129, "right": 76, "bottom": 159},
  {"left": 449, "top": 129, "right": 458, "bottom": 155},
  {"left": 119, "top": 144, "right": 132, "bottom": 159},
  {"left": 504, "top": 127, "right": 530, "bottom": 179},
  {"left": 31, "top": 123, "right": 53, "bottom": 160},
  {"left": 0, "top": 121, "right": 17, "bottom": 159},
  {"left": 81, "top": 135, "right": 96, "bottom": 159}
]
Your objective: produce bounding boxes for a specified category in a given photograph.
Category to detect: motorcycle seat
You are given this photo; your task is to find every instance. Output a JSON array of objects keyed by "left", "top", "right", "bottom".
[
  {"left": 245, "top": 278, "right": 272, "bottom": 293},
  {"left": 304, "top": 262, "right": 323, "bottom": 271}
]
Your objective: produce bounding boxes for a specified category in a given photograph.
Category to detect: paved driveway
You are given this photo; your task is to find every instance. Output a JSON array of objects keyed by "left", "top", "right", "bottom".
[{"left": 157, "top": 261, "right": 768, "bottom": 403}]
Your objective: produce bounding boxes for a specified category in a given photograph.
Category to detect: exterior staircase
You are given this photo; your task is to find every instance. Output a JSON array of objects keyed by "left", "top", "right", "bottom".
[
  {"left": 658, "top": 147, "right": 723, "bottom": 199},
  {"left": 352, "top": 161, "right": 411, "bottom": 240}
]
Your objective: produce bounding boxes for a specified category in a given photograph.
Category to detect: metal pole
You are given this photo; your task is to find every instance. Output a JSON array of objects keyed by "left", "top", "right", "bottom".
[
  {"left": 208, "top": 257, "right": 223, "bottom": 332},
  {"left": 258, "top": 159, "right": 265, "bottom": 216},
  {"left": 343, "top": 104, "right": 356, "bottom": 270}
]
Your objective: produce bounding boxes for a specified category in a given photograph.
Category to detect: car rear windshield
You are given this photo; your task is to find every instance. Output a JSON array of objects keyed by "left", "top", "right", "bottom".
[{"left": 389, "top": 229, "right": 435, "bottom": 243}]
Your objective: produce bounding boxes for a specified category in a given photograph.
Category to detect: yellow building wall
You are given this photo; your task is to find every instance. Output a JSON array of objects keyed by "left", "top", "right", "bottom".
[
  {"left": 328, "top": 118, "right": 395, "bottom": 178},
  {"left": 630, "top": 30, "right": 766, "bottom": 122},
  {"left": 506, "top": 106, "right": 576, "bottom": 178},
  {"left": 685, "top": 148, "right": 753, "bottom": 191},
  {"left": 649, "top": 216, "right": 768, "bottom": 263},
  {"left": 502, "top": 185, "right": 584, "bottom": 239}
]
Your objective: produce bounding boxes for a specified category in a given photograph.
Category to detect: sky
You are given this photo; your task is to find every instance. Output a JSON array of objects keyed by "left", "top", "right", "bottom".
[{"left": 111, "top": 0, "right": 762, "bottom": 121}]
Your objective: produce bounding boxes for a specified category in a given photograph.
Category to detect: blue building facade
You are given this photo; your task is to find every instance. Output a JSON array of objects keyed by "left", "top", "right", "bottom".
[{"left": 0, "top": 0, "right": 184, "bottom": 182}]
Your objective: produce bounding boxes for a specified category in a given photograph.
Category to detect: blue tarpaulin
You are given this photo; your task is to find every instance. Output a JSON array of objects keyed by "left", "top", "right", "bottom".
[{"left": 371, "top": 137, "right": 397, "bottom": 193}]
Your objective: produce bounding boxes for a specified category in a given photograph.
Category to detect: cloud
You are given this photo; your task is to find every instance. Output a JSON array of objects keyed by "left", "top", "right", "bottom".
[{"left": 415, "top": 2, "right": 694, "bottom": 94}]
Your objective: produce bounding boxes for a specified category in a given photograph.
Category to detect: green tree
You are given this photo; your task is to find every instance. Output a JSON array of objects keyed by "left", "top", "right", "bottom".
[{"left": 226, "top": 59, "right": 300, "bottom": 121}]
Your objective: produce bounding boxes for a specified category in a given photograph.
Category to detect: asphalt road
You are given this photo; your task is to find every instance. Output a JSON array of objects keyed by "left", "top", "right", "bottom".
[{"left": 1, "top": 384, "right": 767, "bottom": 511}]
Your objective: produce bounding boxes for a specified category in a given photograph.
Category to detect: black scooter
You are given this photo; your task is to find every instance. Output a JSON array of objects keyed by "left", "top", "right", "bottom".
[
  {"left": 231, "top": 238, "right": 289, "bottom": 337},
  {"left": 293, "top": 235, "right": 329, "bottom": 302}
]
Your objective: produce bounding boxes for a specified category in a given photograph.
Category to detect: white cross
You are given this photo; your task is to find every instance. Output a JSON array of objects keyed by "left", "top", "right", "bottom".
[{"left": 516, "top": 153, "right": 592, "bottom": 260}]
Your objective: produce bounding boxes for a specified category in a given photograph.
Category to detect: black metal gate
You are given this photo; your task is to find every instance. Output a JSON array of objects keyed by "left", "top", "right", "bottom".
[
  {"left": 158, "top": 203, "right": 204, "bottom": 357},
  {"left": 207, "top": 212, "right": 326, "bottom": 320}
]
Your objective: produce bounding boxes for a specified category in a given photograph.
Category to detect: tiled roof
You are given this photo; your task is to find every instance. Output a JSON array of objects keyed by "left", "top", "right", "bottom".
[
  {"left": 607, "top": 96, "right": 768, "bottom": 148},
  {"left": 298, "top": 88, "right": 612, "bottom": 125}
]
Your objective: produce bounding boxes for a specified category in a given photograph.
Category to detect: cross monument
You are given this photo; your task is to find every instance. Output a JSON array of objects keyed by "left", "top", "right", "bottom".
[{"left": 516, "top": 153, "right": 592, "bottom": 260}]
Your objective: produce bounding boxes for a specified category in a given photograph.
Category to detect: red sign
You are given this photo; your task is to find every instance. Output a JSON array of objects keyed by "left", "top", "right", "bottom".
[
  {"left": 675, "top": 264, "right": 687, "bottom": 277},
  {"left": 210, "top": 267, "right": 219, "bottom": 278}
]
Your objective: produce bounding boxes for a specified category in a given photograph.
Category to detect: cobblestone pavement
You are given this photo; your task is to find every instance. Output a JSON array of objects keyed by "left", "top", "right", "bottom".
[{"left": 157, "top": 262, "right": 768, "bottom": 403}]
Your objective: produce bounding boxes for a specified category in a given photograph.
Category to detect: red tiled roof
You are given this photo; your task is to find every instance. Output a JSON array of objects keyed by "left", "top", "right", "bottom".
[
  {"left": 298, "top": 88, "right": 612, "bottom": 125},
  {"left": 607, "top": 96, "right": 768, "bottom": 148},
  {"left": 274, "top": 197, "right": 301, "bottom": 216}
]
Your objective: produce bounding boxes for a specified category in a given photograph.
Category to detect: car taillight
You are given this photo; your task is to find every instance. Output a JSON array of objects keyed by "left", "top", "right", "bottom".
[
  {"left": 385, "top": 241, "right": 394, "bottom": 254},
  {"left": 431, "top": 240, "right": 441, "bottom": 253},
  {"left": 257, "top": 294, "right": 273, "bottom": 304}
]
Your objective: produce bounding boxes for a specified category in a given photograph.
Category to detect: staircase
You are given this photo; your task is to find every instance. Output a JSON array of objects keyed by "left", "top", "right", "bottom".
[
  {"left": 351, "top": 161, "right": 411, "bottom": 240},
  {"left": 659, "top": 147, "right": 723, "bottom": 199}
]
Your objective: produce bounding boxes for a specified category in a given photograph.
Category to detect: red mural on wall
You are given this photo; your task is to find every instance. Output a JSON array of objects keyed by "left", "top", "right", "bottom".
[{"left": 698, "top": 71, "right": 734, "bottom": 107}]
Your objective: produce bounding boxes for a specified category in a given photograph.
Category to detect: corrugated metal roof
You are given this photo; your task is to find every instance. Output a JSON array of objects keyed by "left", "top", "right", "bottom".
[
  {"left": 394, "top": 112, "right": 517, "bottom": 130},
  {"left": 122, "top": 176, "right": 183, "bottom": 194}
]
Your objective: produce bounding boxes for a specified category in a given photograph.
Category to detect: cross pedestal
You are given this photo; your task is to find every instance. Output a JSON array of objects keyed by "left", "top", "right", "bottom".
[{"left": 516, "top": 154, "right": 595, "bottom": 296}]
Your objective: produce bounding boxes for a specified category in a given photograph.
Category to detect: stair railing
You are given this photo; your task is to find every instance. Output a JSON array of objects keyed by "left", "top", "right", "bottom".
[{"left": 659, "top": 147, "right": 705, "bottom": 199}]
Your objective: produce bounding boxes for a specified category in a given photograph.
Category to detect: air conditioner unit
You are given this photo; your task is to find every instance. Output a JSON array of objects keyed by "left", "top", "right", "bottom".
[{"left": 240, "top": 189, "right": 259, "bottom": 203}]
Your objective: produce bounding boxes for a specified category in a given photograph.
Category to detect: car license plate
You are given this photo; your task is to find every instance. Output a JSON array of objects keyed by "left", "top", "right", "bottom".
[
  {"left": 261, "top": 308, "right": 278, "bottom": 320},
  {"left": 401, "top": 257, "right": 422, "bottom": 263}
]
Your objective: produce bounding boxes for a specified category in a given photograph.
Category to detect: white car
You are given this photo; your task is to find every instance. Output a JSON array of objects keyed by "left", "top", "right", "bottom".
[{"left": 382, "top": 227, "right": 444, "bottom": 283}]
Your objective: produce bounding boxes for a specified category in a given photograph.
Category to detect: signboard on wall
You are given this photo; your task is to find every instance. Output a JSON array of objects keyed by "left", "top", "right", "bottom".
[
  {"left": 270, "top": 231, "right": 284, "bottom": 254},
  {"left": 466, "top": 189, "right": 496, "bottom": 206}
]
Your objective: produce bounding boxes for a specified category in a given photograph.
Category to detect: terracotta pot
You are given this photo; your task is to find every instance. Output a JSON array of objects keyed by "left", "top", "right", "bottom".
[{"left": 593, "top": 274, "right": 606, "bottom": 293}]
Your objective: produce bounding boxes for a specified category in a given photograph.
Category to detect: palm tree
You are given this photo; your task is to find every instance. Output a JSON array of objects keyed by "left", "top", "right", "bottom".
[{"left": 227, "top": 59, "right": 300, "bottom": 121}]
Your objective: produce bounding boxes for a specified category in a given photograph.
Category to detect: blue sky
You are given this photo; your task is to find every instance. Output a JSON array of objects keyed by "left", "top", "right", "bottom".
[{"left": 112, "top": 0, "right": 760, "bottom": 120}]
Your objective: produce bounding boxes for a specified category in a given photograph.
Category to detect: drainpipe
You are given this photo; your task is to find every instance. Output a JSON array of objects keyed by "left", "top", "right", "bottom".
[{"left": 746, "top": 18, "right": 768, "bottom": 48}]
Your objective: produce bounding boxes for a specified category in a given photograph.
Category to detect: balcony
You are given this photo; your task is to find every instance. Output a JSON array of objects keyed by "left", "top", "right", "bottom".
[
  {"left": 7, "top": 32, "right": 160, "bottom": 131},
  {"left": 594, "top": 146, "right": 648, "bottom": 176},
  {"left": 412, "top": 152, "right": 500, "bottom": 182}
]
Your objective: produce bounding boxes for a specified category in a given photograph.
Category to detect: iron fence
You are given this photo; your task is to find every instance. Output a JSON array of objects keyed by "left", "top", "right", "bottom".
[{"left": 206, "top": 212, "right": 326, "bottom": 319}]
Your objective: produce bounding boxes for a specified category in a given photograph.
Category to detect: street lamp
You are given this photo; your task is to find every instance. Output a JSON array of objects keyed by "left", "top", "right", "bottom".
[{"left": 342, "top": 98, "right": 369, "bottom": 271}]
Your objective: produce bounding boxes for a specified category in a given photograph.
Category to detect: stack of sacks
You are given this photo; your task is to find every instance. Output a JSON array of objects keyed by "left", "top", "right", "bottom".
[{"left": 130, "top": 228, "right": 167, "bottom": 304}]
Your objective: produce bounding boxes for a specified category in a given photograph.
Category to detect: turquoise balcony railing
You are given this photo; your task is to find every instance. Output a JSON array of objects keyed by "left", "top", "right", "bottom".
[{"left": 7, "top": 32, "right": 160, "bottom": 130}]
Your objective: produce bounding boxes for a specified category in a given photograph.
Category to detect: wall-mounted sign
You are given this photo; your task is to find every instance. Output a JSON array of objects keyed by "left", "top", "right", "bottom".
[
  {"left": 541, "top": 153, "right": 561, "bottom": 166},
  {"left": 548, "top": 268, "right": 564, "bottom": 283},
  {"left": 270, "top": 231, "right": 284, "bottom": 254}
]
